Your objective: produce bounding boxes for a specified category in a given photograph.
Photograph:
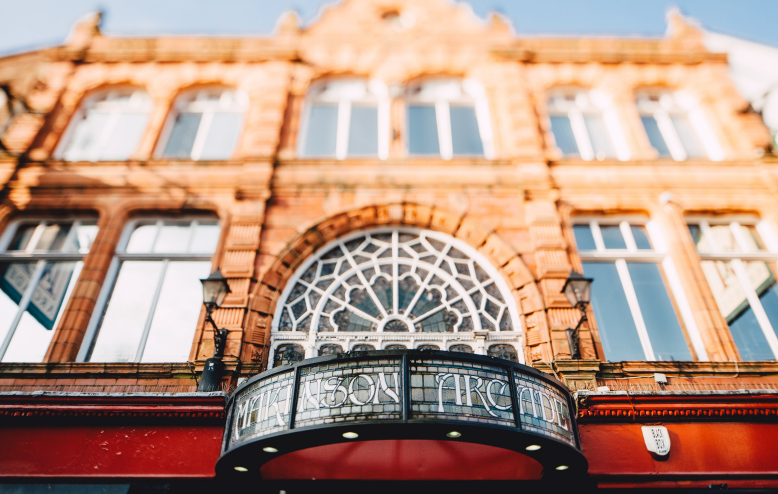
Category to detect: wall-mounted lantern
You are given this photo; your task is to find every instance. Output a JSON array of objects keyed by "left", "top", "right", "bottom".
[{"left": 560, "top": 271, "right": 593, "bottom": 359}]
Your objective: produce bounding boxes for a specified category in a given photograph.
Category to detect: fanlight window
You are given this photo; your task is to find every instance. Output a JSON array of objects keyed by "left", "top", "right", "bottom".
[{"left": 270, "top": 228, "right": 521, "bottom": 366}]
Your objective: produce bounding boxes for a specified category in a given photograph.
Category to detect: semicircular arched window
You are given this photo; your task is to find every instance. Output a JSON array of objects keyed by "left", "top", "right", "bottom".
[{"left": 270, "top": 228, "right": 522, "bottom": 366}]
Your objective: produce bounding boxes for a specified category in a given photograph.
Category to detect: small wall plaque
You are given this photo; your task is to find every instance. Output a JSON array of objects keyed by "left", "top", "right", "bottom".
[{"left": 641, "top": 425, "right": 671, "bottom": 457}]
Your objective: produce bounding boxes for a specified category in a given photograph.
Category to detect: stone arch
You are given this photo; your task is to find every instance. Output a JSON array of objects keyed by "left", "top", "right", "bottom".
[{"left": 246, "top": 202, "right": 544, "bottom": 367}]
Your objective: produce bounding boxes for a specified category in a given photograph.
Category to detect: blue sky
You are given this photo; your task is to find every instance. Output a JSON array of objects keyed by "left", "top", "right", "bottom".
[{"left": 1, "top": 0, "right": 777, "bottom": 57}]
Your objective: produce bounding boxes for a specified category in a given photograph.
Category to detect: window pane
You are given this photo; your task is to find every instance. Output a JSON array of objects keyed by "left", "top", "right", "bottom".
[
  {"left": 709, "top": 224, "right": 740, "bottom": 252},
  {"left": 583, "top": 262, "right": 646, "bottom": 361},
  {"left": 627, "top": 262, "right": 691, "bottom": 361},
  {"left": 670, "top": 115, "right": 703, "bottom": 158},
  {"left": 550, "top": 115, "right": 578, "bottom": 156},
  {"left": 583, "top": 114, "right": 613, "bottom": 158},
  {"left": 600, "top": 225, "right": 627, "bottom": 250},
  {"left": 89, "top": 261, "right": 164, "bottom": 362},
  {"left": 141, "top": 261, "right": 211, "bottom": 362},
  {"left": 450, "top": 105, "right": 484, "bottom": 156},
  {"left": 347, "top": 105, "right": 378, "bottom": 156},
  {"left": 125, "top": 223, "right": 158, "bottom": 253},
  {"left": 688, "top": 224, "right": 709, "bottom": 253},
  {"left": 573, "top": 225, "right": 597, "bottom": 251},
  {"left": 0, "top": 263, "right": 35, "bottom": 349},
  {"left": 68, "top": 223, "right": 99, "bottom": 254},
  {"left": 3, "top": 262, "right": 82, "bottom": 363},
  {"left": 63, "top": 111, "right": 110, "bottom": 161},
  {"left": 700, "top": 259, "right": 773, "bottom": 360},
  {"left": 408, "top": 105, "right": 440, "bottom": 155},
  {"left": 641, "top": 116, "right": 671, "bottom": 157},
  {"left": 153, "top": 223, "right": 192, "bottom": 253},
  {"left": 630, "top": 226, "right": 652, "bottom": 250},
  {"left": 162, "top": 113, "right": 202, "bottom": 159},
  {"left": 743, "top": 225, "right": 766, "bottom": 252},
  {"left": 101, "top": 113, "right": 149, "bottom": 160},
  {"left": 303, "top": 104, "right": 338, "bottom": 157},
  {"left": 744, "top": 261, "right": 778, "bottom": 348},
  {"left": 36, "top": 223, "right": 71, "bottom": 252},
  {"left": 189, "top": 223, "right": 220, "bottom": 254},
  {"left": 199, "top": 112, "right": 243, "bottom": 160},
  {"left": 8, "top": 224, "right": 36, "bottom": 251}
]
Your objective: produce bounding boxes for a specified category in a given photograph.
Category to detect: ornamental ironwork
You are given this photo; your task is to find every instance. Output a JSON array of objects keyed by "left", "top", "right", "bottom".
[{"left": 271, "top": 228, "right": 522, "bottom": 362}]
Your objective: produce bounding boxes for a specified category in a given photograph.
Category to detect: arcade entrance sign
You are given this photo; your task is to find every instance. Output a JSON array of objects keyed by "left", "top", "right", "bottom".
[{"left": 217, "top": 350, "right": 587, "bottom": 478}]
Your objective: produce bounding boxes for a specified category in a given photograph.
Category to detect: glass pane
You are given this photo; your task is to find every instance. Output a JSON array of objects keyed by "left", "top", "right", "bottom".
[
  {"left": 550, "top": 115, "right": 579, "bottom": 156},
  {"left": 153, "top": 223, "right": 192, "bottom": 253},
  {"left": 573, "top": 224, "right": 597, "bottom": 251},
  {"left": 627, "top": 262, "right": 691, "bottom": 361},
  {"left": 670, "top": 115, "right": 703, "bottom": 158},
  {"left": 3, "top": 262, "right": 82, "bottom": 363},
  {"left": 450, "top": 105, "right": 484, "bottom": 156},
  {"left": 189, "top": 223, "right": 220, "bottom": 254},
  {"left": 641, "top": 116, "right": 671, "bottom": 157},
  {"left": 101, "top": 112, "right": 149, "bottom": 160},
  {"left": 583, "top": 114, "right": 613, "bottom": 158},
  {"left": 68, "top": 222, "right": 99, "bottom": 254},
  {"left": 199, "top": 112, "right": 243, "bottom": 160},
  {"left": 744, "top": 261, "right": 778, "bottom": 356},
  {"left": 347, "top": 105, "right": 378, "bottom": 156},
  {"left": 125, "top": 223, "right": 158, "bottom": 253},
  {"left": 600, "top": 225, "right": 627, "bottom": 250},
  {"left": 89, "top": 261, "right": 164, "bottom": 362},
  {"left": 709, "top": 224, "right": 740, "bottom": 252},
  {"left": 583, "top": 262, "right": 646, "bottom": 361},
  {"left": 36, "top": 223, "right": 71, "bottom": 252},
  {"left": 162, "top": 113, "right": 202, "bottom": 159},
  {"left": 8, "top": 224, "right": 37, "bottom": 251},
  {"left": 141, "top": 261, "right": 211, "bottom": 362},
  {"left": 0, "top": 263, "right": 35, "bottom": 349},
  {"left": 303, "top": 104, "right": 338, "bottom": 157},
  {"left": 408, "top": 105, "right": 440, "bottom": 155},
  {"left": 63, "top": 111, "right": 110, "bottom": 161},
  {"left": 630, "top": 225, "right": 652, "bottom": 250},
  {"left": 688, "top": 224, "right": 710, "bottom": 253},
  {"left": 743, "top": 225, "right": 766, "bottom": 252},
  {"left": 729, "top": 306, "right": 774, "bottom": 361}
]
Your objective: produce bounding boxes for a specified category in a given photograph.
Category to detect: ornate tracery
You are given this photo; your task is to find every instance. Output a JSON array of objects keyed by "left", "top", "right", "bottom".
[{"left": 270, "top": 228, "right": 522, "bottom": 365}]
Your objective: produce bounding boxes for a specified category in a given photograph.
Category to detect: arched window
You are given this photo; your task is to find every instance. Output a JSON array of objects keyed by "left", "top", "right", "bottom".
[
  {"left": 488, "top": 344, "right": 518, "bottom": 362},
  {"left": 406, "top": 79, "right": 493, "bottom": 159},
  {"left": 58, "top": 88, "right": 151, "bottom": 162},
  {"left": 636, "top": 90, "right": 723, "bottom": 161},
  {"left": 449, "top": 344, "right": 473, "bottom": 354},
  {"left": 273, "top": 344, "right": 305, "bottom": 368},
  {"left": 269, "top": 227, "right": 522, "bottom": 367},
  {"left": 547, "top": 88, "right": 627, "bottom": 161},
  {"left": 299, "top": 79, "right": 389, "bottom": 160},
  {"left": 158, "top": 87, "right": 248, "bottom": 160}
]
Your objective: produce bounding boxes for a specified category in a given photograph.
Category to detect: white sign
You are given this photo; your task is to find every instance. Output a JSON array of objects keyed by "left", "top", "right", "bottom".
[{"left": 642, "top": 425, "right": 671, "bottom": 456}]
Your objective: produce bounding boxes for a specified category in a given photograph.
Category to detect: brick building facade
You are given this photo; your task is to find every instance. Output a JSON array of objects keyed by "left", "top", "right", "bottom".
[{"left": 0, "top": 0, "right": 777, "bottom": 490}]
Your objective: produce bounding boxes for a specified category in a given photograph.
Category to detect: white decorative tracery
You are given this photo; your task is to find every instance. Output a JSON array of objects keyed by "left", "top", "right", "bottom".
[{"left": 270, "top": 228, "right": 523, "bottom": 366}]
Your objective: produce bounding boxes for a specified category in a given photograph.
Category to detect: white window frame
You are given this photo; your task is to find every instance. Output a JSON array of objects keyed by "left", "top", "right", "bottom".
[
  {"left": 687, "top": 217, "right": 778, "bottom": 358},
  {"left": 575, "top": 217, "right": 706, "bottom": 361},
  {"left": 155, "top": 88, "right": 248, "bottom": 161},
  {"left": 77, "top": 217, "right": 220, "bottom": 362},
  {"left": 54, "top": 88, "right": 152, "bottom": 162},
  {"left": 547, "top": 88, "right": 630, "bottom": 161},
  {"left": 0, "top": 218, "right": 97, "bottom": 360},
  {"left": 637, "top": 90, "right": 724, "bottom": 162},
  {"left": 268, "top": 227, "right": 522, "bottom": 367},
  {"left": 406, "top": 79, "right": 495, "bottom": 160},
  {"left": 298, "top": 79, "right": 390, "bottom": 160}
]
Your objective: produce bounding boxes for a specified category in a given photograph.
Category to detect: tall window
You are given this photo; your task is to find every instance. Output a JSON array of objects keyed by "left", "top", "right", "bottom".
[
  {"left": 158, "top": 88, "right": 247, "bottom": 160},
  {"left": 547, "top": 89, "right": 624, "bottom": 161},
  {"left": 637, "top": 90, "right": 723, "bottom": 161},
  {"left": 81, "top": 218, "right": 220, "bottom": 363},
  {"left": 269, "top": 228, "right": 521, "bottom": 366},
  {"left": 0, "top": 219, "right": 98, "bottom": 362},
  {"left": 574, "top": 220, "right": 699, "bottom": 362},
  {"left": 688, "top": 219, "right": 778, "bottom": 360},
  {"left": 406, "top": 79, "right": 493, "bottom": 159},
  {"left": 299, "top": 79, "right": 389, "bottom": 160},
  {"left": 57, "top": 88, "right": 151, "bottom": 162}
]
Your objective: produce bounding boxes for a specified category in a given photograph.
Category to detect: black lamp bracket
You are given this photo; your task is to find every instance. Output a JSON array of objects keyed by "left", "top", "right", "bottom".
[
  {"left": 565, "top": 303, "right": 588, "bottom": 360},
  {"left": 204, "top": 304, "right": 228, "bottom": 359}
]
